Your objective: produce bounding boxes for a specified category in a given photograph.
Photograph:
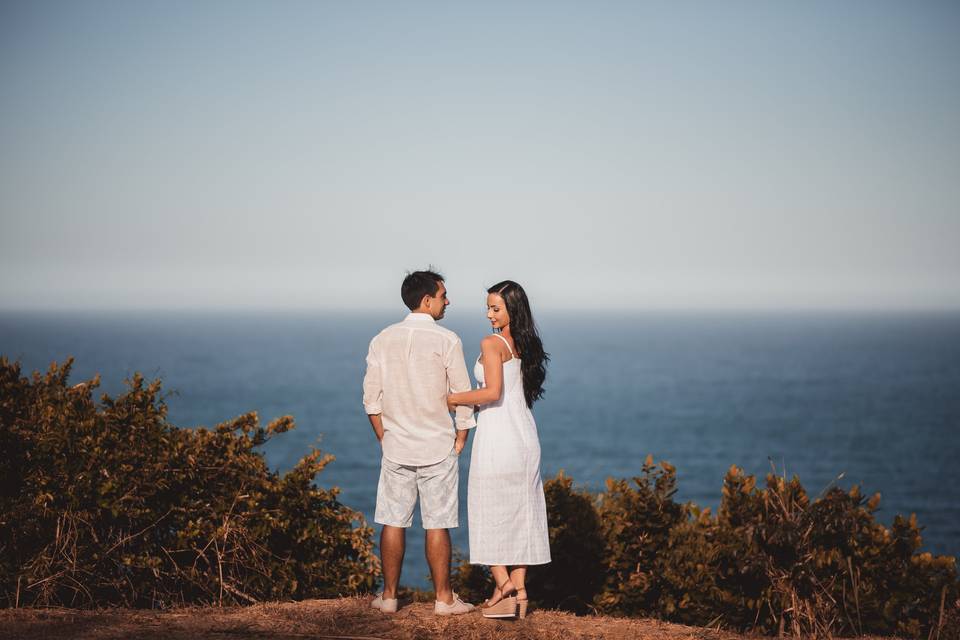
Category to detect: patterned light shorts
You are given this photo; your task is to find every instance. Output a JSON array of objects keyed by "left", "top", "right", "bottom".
[{"left": 375, "top": 448, "right": 459, "bottom": 529}]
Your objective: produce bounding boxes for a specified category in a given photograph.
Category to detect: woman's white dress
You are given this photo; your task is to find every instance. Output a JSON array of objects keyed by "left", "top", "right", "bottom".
[{"left": 468, "top": 335, "right": 551, "bottom": 565}]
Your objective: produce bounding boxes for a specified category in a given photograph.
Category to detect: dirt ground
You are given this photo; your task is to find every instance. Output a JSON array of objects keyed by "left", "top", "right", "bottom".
[
  {"left": 0, "top": 597, "right": 728, "bottom": 640},
  {"left": 0, "top": 597, "right": 901, "bottom": 640}
]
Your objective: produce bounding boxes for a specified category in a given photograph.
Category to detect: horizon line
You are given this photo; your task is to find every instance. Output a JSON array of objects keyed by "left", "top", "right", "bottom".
[{"left": 2, "top": 304, "right": 960, "bottom": 315}]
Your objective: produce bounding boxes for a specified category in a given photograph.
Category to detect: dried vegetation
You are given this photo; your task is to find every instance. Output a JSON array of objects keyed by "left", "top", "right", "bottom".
[
  {"left": 0, "top": 357, "right": 379, "bottom": 609},
  {"left": 2, "top": 357, "right": 958, "bottom": 639}
]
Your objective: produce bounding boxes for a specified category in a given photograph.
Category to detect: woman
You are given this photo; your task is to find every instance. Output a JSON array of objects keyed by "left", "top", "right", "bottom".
[{"left": 446, "top": 280, "right": 550, "bottom": 619}]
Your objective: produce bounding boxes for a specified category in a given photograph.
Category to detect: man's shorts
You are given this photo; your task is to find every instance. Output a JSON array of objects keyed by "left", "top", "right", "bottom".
[{"left": 375, "top": 448, "right": 459, "bottom": 530}]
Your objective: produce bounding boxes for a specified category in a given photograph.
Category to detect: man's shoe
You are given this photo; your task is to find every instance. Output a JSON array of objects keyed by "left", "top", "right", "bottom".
[
  {"left": 434, "top": 592, "right": 475, "bottom": 616},
  {"left": 371, "top": 592, "right": 398, "bottom": 613}
]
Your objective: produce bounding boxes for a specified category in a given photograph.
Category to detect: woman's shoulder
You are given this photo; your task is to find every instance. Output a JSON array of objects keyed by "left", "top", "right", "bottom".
[
  {"left": 480, "top": 334, "right": 510, "bottom": 354},
  {"left": 480, "top": 334, "right": 502, "bottom": 349}
]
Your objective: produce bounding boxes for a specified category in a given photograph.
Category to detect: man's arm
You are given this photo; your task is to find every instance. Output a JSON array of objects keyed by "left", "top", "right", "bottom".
[
  {"left": 367, "top": 413, "right": 385, "bottom": 442},
  {"left": 447, "top": 336, "right": 503, "bottom": 407},
  {"left": 445, "top": 337, "right": 477, "bottom": 432},
  {"left": 362, "top": 337, "right": 385, "bottom": 443}
]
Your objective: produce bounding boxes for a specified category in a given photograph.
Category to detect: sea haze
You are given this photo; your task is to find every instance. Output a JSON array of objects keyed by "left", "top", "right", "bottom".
[{"left": 2, "top": 309, "right": 959, "bottom": 588}]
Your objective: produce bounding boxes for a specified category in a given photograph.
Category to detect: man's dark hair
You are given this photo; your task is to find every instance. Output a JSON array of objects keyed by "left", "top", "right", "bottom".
[{"left": 401, "top": 269, "right": 444, "bottom": 311}]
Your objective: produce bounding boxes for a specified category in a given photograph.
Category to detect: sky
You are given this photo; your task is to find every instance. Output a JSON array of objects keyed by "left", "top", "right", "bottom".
[{"left": 1, "top": 1, "right": 959, "bottom": 311}]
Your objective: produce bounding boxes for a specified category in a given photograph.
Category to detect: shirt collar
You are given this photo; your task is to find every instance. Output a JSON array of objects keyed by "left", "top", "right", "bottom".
[{"left": 404, "top": 312, "right": 436, "bottom": 324}]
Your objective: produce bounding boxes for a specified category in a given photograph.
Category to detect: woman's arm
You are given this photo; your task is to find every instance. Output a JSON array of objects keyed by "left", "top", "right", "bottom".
[{"left": 447, "top": 336, "right": 504, "bottom": 408}]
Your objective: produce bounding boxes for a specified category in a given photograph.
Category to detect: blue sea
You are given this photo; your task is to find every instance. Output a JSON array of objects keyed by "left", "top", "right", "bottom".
[{"left": 2, "top": 310, "right": 959, "bottom": 588}]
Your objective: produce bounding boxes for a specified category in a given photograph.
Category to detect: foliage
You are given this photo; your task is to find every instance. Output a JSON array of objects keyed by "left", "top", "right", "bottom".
[
  {"left": 4, "top": 354, "right": 956, "bottom": 637},
  {"left": 528, "top": 471, "right": 607, "bottom": 614},
  {"left": 594, "top": 455, "right": 685, "bottom": 616},
  {"left": 0, "top": 357, "right": 379, "bottom": 608},
  {"left": 456, "top": 456, "right": 958, "bottom": 638},
  {"left": 709, "top": 465, "right": 959, "bottom": 637},
  {"left": 449, "top": 549, "right": 491, "bottom": 607}
]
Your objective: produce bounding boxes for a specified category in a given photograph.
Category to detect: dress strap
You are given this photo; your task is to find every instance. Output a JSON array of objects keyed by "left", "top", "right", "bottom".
[{"left": 492, "top": 332, "right": 514, "bottom": 356}]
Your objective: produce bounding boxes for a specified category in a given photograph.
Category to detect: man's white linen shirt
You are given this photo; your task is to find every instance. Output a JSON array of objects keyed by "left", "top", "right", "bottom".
[{"left": 363, "top": 313, "right": 476, "bottom": 466}]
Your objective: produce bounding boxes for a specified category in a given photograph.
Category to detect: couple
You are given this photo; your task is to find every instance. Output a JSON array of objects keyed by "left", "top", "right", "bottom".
[{"left": 361, "top": 270, "right": 551, "bottom": 618}]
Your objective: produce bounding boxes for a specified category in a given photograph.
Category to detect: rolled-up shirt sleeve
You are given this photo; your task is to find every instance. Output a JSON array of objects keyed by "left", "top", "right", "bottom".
[
  {"left": 445, "top": 337, "right": 477, "bottom": 430},
  {"left": 362, "top": 337, "right": 383, "bottom": 415}
]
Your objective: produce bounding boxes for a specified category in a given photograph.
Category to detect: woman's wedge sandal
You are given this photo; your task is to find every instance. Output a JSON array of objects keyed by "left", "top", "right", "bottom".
[
  {"left": 481, "top": 594, "right": 517, "bottom": 618},
  {"left": 481, "top": 581, "right": 518, "bottom": 619}
]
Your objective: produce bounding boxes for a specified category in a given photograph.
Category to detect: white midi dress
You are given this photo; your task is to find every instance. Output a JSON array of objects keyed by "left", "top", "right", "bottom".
[{"left": 468, "top": 334, "right": 551, "bottom": 566}]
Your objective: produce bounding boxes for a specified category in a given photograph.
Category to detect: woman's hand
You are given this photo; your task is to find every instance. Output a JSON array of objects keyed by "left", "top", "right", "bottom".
[{"left": 446, "top": 394, "right": 458, "bottom": 413}]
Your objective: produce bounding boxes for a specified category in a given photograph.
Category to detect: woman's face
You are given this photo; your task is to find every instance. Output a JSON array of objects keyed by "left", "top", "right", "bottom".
[{"left": 486, "top": 293, "right": 510, "bottom": 330}]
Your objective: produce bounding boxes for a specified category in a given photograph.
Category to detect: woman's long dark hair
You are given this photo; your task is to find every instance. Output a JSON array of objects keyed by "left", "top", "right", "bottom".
[{"left": 488, "top": 280, "right": 548, "bottom": 408}]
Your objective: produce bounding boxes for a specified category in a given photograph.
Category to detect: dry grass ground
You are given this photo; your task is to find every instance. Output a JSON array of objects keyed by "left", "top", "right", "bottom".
[{"left": 0, "top": 597, "right": 903, "bottom": 640}]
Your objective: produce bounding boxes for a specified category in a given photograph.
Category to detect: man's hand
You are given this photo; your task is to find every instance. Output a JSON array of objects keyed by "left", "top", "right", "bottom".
[
  {"left": 367, "top": 414, "right": 385, "bottom": 444},
  {"left": 454, "top": 429, "right": 468, "bottom": 455}
]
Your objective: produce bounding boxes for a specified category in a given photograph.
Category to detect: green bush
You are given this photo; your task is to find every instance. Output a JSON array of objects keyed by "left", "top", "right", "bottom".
[
  {"left": 5, "top": 354, "right": 956, "bottom": 637},
  {"left": 475, "top": 457, "right": 959, "bottom": 638},
  {"left": 594, "top": 455, "right": 686, "bottom": 616},
  {"left": 710, "top": 465, "right": 959, "bottom": 636},
  {"left": 448, "top": 549, "right": 491, "bottom": 606},
  {"left": 528, "top": 471, "right": 606, "bottom": 613},
  {"left": 0, "top": 357, "right": 379, "bottom": 608}
]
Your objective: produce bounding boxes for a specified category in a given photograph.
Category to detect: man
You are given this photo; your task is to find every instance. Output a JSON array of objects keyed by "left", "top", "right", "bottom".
[{"left": 362, "top": 269, "right": 476, "bottom": 615}]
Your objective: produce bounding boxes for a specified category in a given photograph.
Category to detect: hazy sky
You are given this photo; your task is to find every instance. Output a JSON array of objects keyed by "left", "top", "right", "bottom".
[{"left": 1, "top": 1, "right": 958, "bottom": 310}]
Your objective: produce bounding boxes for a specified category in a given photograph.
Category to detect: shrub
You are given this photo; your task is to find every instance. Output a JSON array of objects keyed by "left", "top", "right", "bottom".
[
  {"left": 449, "top": 549, "right": 491, "bottom": 606},
  {"left": 525, "top": 455, "right": 958, "bottom": 638},
  {"left": 7, "top": 354, "right": 955, "bottom": 638},
  {"left": 528, "top": 471, "right": 606, "bottom": 613},
  {"left": 714, "top": 465, "right": 960, "bottom": 637},
  {"left": 0, "top": 357, "right": 379, "bottom": 608},
  {"left": 593, "top": 455, "right": 686, "bottom": 616}
]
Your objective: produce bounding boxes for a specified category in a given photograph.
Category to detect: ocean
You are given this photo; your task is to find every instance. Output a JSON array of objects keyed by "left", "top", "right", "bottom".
[{"left": 2, "top": 309, "right": 959, "bottom": 588}]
